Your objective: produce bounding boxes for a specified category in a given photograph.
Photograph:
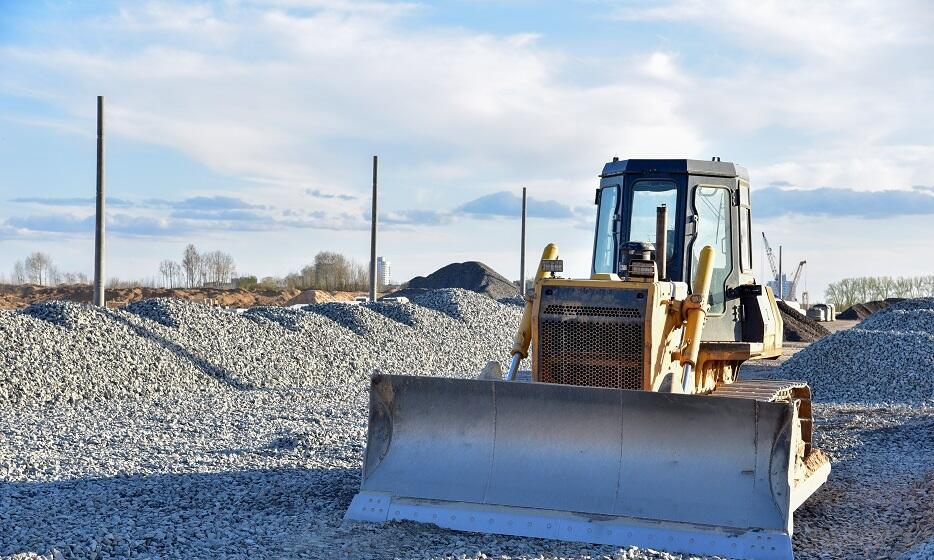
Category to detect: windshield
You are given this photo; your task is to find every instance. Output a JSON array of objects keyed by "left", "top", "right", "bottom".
[
  {"left": 629, "top": 180, "right": 678, "bottom": 275},
  {"left": 592, "top": 186, "right": 619, "bottom": 273}
]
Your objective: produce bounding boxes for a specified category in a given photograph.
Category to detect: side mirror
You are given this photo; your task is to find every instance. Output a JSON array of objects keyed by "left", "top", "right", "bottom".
[{"left": 594, "top": 188, "right": 601, "bottom": 205}]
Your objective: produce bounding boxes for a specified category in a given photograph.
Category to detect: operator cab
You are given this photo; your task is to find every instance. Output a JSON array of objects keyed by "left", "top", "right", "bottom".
[{"left": 593, "top": 158, "right": 757, "bottom": 341}]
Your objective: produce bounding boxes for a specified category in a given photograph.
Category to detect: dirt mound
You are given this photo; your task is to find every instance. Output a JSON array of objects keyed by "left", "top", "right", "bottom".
[
  {"left": 839, "top": 298, "right": 906, "bottom": 320},
  {"left": 0, "top": 284, "right": 303, "bottom": 310},
  {"left": 779, "top": 300, "right": 831, "bottom": 342},
  {"left": 398, "top": 261, "right": 517, "bottom": 300},
  {"left": 284, "top": 290, "right": 361, "bottom": 306}
]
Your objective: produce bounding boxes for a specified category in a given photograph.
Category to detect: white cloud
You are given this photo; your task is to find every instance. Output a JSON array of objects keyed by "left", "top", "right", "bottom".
[
  {"left": 2, "top": 0, "right": 933, "bottom": 287},
  {"left": 0, "top": 0, "right": 702, "bottom": 208},
  {"left": 613, "top": 0, "right": 934, "bottom": 189}
]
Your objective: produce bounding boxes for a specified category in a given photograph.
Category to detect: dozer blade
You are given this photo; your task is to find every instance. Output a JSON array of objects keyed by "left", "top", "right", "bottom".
[{"left": 345, "top": 375, "right": 830, "bottom": 560}]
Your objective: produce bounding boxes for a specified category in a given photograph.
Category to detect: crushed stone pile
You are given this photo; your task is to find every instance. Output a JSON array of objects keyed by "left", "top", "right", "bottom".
[
  {"left": 776, "top": 298, "right": 934, "bottom": 405},
  {"left": 838, "top": 297, "right": 906, "bottom": 320},
  {"left": 778, "top": 300, "right": 831, "bottom": 342},
  {"left": 0, "top": 289, "right": 525, "bottom": 407},
  {"left": 393, "top": 261, "right": 518, "bottom": 300}
]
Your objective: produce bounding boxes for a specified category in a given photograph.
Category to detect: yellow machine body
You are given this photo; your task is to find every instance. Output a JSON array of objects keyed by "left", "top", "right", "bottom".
[
  {"left": 346, "top": 159, "right": 829, "bottom": 560},
  {"left": 528, "top": 276, "right": 783, "bottom": 394}
]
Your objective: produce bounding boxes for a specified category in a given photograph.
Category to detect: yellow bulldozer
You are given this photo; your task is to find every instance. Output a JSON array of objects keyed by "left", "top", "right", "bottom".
[{"left": 345, "top": 158, "right": 830, "bottom": 560}]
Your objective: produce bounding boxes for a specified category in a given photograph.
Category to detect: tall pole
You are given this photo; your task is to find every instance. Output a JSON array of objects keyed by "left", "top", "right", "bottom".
[
  {"left": 519, "top": 187, "right": 527, "bottom": 297},
  {"left": 369, "top": 155, "right": 378, "bottom": 302},
  {"left": 93, "top": 96, "right": 106, "bottom": 307}
]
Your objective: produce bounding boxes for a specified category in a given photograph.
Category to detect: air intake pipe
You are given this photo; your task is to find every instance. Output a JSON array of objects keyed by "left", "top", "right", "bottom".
[
  {"left": 505, "top": 243, "right": 559, "bottom": 381},
  {"left": 679, "top": 245, "right": 714, "bottom": 393}
]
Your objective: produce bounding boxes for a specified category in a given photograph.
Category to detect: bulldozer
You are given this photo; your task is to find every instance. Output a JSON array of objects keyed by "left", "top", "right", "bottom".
[{"left": 345, "top": 158, "right": 830, "bottom": 560}]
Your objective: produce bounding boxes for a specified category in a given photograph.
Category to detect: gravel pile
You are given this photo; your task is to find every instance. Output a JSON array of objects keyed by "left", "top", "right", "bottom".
[
  {"left": 393, "top": 261, "right": 518, "bottom": 300},
  {"left": 778, "top": 300, "right": 831, "bottom": 342},
  {"left": 0, "top": 289, "right": 525, "bottom": 407},
  {"left": 775, "top": 298, "right": 934, "bottom": 405},
  {"left": 838, "top": 297, "right": 906, "bottom": 320}
]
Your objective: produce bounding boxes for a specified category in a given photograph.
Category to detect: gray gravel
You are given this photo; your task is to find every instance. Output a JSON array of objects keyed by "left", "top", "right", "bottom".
[
  {"left": 2, "top": 291, "right": 934, "bottom": 559},
  {"left": 0, "top": 290, "right": 527, "bottom": 407},
  {"left": 774, "top": 298, "right": 934, "bottom": 405}
]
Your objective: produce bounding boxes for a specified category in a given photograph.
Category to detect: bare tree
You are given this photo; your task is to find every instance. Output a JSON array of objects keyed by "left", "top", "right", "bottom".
[
  {"left": 159, "top": 260, "right": 184, "bottom": 288},
  {"left": 24, "top": 252, "right": 54, "bottom": 285},
  {"left": 197, "top": 250, "right": 236, "bottom": 285},
  {"left": 11, "top": 261, "right": 26, "bottom": 285},
  {"left": 169, "top": 261, "right": 182, "bottom": 288},
  {"left": 59, "top": 271, "right": 90, "bottom": 285},
  {"left": 182, "top": 245, "right": 201, "bottom": 288},
  {"left": 159, "top": 260, "right": 172, "bottom": 288}
]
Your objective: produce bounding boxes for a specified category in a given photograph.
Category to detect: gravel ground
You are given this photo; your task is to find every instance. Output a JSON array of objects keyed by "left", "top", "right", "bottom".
[{"left": 3, "top": 291, "right": 933, "bottom": 559}]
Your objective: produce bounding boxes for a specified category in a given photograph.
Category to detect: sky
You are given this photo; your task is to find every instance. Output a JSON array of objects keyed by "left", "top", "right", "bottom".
[{"left": 1, "top": 0, "right": 933, "bottom": 298}]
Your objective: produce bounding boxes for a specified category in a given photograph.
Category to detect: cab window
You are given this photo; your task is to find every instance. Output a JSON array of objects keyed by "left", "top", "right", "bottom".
[
  {"left": 629, "top": 180, "right": 678, "bottom": 276},
  {"left": 692, "top": 186, "right": 732, "bottom": 314},
  {"left": 592, "top": 186, "right": 619, "bottom": 273}
]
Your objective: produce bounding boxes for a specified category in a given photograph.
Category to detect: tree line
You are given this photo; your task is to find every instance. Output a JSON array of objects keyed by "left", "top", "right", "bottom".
[
  {"left": 279, "top": 251, "right": 370, "bottom": 291},
  {"left": 159, "top": 244, "right": 237, "bottom": 288},
  {"left": 825, "top": 275, "right": 934, "bottom": 310},
  {"left": 5, "top": 247, "right": 374, "bottom": 292},
  {"left": 9, "top": 252, "right": 89, "bottom": 286}
]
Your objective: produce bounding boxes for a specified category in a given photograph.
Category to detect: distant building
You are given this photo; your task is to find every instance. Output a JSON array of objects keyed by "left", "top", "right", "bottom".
[
  {"left": 767, "top": 274, "right": 794, "bottom": 300},
  {"left": 377, "top": 257, "right": 391, "bottom": 288}
]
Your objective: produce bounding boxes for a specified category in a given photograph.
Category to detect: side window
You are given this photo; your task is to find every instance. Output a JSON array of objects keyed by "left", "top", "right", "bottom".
[
  {"left": 692, "top": 186, "right": 732, "bottom": 314},
  {"left": 592, "top": 186, "right": 619, "bottom": 274}
]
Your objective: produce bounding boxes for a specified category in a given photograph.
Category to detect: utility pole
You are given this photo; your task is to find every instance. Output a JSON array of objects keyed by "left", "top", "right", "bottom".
[
  {"left": 369, "top": 155, "right": 378, "bottom": 302},
  {"left": 93, "top": 96, "right": 106, "bottom": 307},
  {"left": 519, "top": 187, "right": 527, "bottom": 297}
]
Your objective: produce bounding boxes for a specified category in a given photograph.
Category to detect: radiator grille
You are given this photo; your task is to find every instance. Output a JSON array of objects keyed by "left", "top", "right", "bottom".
[
  {"left": 543, "top": 304, "right": 641, "bottom": 318},
  {"left": 539, "top": 318, "right": 644, "bottom": 390}
]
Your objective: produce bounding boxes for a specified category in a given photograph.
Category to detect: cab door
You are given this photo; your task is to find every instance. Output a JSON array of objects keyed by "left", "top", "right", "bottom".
[{"left": 686, "top": 176, "right": 743, "bottom": 342}]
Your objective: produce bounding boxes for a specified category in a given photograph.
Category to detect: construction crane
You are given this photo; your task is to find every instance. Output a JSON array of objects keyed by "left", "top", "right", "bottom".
[
  {"left": 761, "top": 232, "right": 779, "bottom": 284},
  {"left": 788, "top": 260, "right": 807, "bottom": 302},
  {"left": 346, "top": 158, "right": 830, "bottom": 560}
]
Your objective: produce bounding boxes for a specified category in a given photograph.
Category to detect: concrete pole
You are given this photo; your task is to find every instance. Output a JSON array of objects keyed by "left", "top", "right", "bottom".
[
  {"left": 519, "top": 187, "right": 527, "bottom": 297},
  {"left": 93, "top": 96, "right": 106, "bottom": 307},
  {"left": 369, "top": 155, "right": 378, "bottom": 302}
]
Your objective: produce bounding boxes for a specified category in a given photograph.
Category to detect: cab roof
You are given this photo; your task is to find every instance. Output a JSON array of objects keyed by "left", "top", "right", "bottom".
[{"left": 600, "top": 158, "right": 749, "bottom": 181}]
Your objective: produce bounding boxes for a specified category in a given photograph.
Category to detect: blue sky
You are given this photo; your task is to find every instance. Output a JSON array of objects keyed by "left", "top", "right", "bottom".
[{"left": 1, "top": 0, "right": 933, "bottom": 297}]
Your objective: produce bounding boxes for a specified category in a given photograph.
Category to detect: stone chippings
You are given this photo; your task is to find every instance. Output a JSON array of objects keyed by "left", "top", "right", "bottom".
[
  {"left": 0, "top": 289, "right": 526, "bottom": 407},
  {"left": 1, "top": 292, "right": 934, "bottom": 560},
  {"left": 774, "top": 298, "right": 934, "bottom": 405}
]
